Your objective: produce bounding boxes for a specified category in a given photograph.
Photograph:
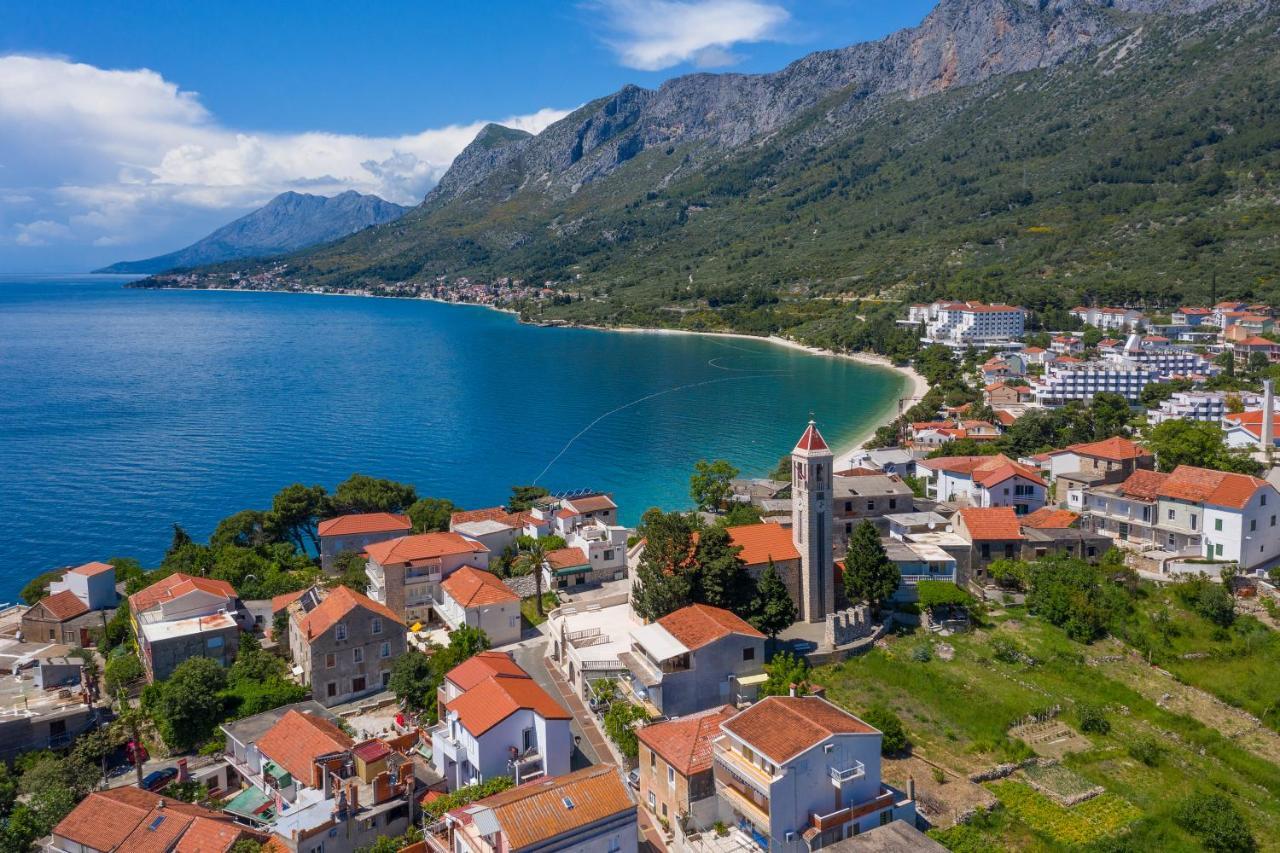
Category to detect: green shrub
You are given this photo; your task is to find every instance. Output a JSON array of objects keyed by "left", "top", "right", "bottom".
[
  {"left": 1173, "top": 792, "right": 1256, "bottom": 852},
  {"left": 1077, "top": 703, "right": 1111, "bottom": 736},
  {"left": 863, "top": 705, "right": 908, "bottom": 755},
  {"left": 1127, "top": 735, "right": 1162, "bottom": 767}
]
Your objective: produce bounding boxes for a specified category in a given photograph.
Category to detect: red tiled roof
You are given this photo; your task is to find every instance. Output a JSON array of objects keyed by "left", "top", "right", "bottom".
[
  {"left": 54, "top": 788, "right": 242, "bottom": 852},
  {"left": 1066, "top": 436, "right": 1151, "bottom": 463},
  {"left": 834, "top": 467, "right": 881, "bottom": 477},
  {"left": 317, "top": 512, "right": 411, "bottom": 538},
  {"left": 958, "top": 507, "right": 1024, "bottom": 541},
  {"left": 450, "top": 507, "right": 539, "bottom": 528},
  {"left": 794, "top": 421, "right": 829, "bottom": 452},
  {"left": 545, "top": 546, "right": 589, "bottom": 569},
  {"left": 722, "top": 696, "right": 878, "bottom": 765},
  {"left": 1020, "top": 508, "right": 1079, "bottom": 529},
  {"left": 994, "top": 410, "right": 1017, "bottom": 426},
  {"left": 364, "top": 532, "right": 488, "bottom": 565},
  {"left": 725, "top": 523, "right": 800, "bottom": 566},
  {"left": 974, "top": 460, "right": 1045, "bottom": 489},
  {"left": 1232, "top": 336, "right": 1277, "bottom": 347},
  {"left": 68, "top": 561, "right": 114, "bottom": 577},
  {"left": 658, "top": 604, "right": 763, "bottom": 650},
  {"left": 38, "top": 589, "right": 89, "bottom": 621},
  {"left": 257, "top": 710, "right": 354, "bottom": 782},
  {"left": 446, "top": 673, "right": 570, "bottom": 736},
  {"left": 1115, "top": 468, "right": 1170, "bottom": 501},
  {"left": 1157, "top": 465, "right": 1269, "bottom": 509},
  {"left": 637, "top": 705, "right": 737, "bottom": 776},
  {"left": 441, "top": 567, "right": 519, "bottom": 608},
  {"left": 129, "top": 573, "right": 236, "bottom": 614},
  {"left": 563, "top": 494, "right": 617, "bottom": 513},
  {"left": 921, "top": 454, "right": 1043, "bottom": 487},
  {"left": 474, "top": 765, "right": 634, "bottom": 849},
  {"left": 352, "top": 739, "right": 392, "bottom": 764},
  {"left": 173, "top": 816, "right": 262, "bottom": 853},
  {"left": 444, "top": 651, "right": 529, "bottom": 692},
  {"left": 298, "top": 585, "right": 403, "bottom": 640},
  {"left": 270, "top": 588, "right": 307, "bottom": 614}
]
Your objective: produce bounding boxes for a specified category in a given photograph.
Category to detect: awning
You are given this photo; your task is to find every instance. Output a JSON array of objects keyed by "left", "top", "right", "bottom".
[
  {"left": 552, "top": 563, "right": 591, "bottom": 576},
  {"left": 410, "top": 622, "right": 423, "bottom": 632},
  {"left": 630, "top": 622, "right": 688, "bottom": 661},
  {"left": 262, "top": 760, "right": 292, "bottom": 788},
  {"left": 224, "top": 785, "right": 273, "bottom": 821},
  {"left": 734, "top": 673, "right": 768, "bottom": 686}
]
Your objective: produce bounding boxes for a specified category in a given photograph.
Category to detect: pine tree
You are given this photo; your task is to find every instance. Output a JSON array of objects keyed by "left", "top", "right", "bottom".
[
  {"left": 749, "top": 561, "right": 796, "bottom": 637},
  {"left": 692, "top": 525, "right": 752, "bottom": 615},
  {"left": 843, "top": 520, "right": 900, "bottom": 613},
  {"left": 631, "top": 508, "right": 697, "bottom": 621}
]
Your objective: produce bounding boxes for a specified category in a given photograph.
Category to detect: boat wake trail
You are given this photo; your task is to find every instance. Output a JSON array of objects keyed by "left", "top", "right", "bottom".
[{"left": 532, "top": 372, "right": 777, "bottom": 484}]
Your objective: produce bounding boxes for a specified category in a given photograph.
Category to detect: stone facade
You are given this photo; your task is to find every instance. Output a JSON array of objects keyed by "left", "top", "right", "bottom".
[{"left": 824, "top": 605, "right": 876, "bottom": 648}]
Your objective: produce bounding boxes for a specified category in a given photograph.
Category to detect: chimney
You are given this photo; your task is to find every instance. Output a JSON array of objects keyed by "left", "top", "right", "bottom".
[
  {"left": 788, "top": 683, "right": 797, "bottom": 698},
  {"left": 1263, "top": 379, "right": 1274, "bottom": 454},
  {"left": 348, "top": 780, "right": 360, "bottom": 812},
  {"left": 908, "top": 776, "right": 916, "bottom": 801}
]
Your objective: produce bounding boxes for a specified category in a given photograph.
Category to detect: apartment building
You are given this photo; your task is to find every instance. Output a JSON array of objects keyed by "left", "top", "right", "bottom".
[
  {"left": 1172, "top": 307, "right": 1212, "bottom": 326},
  {"left": 436, "top": 566, "right": 522, "bottom": 647},
  {"left": 129, "top": 573, "right": 244, "bottom": 682},
  {"left": 1070, "top": 306, "right": 1145, "bottom": 331},
  {"left": 954, "top": 507, "right": 1024, "bottom": 578},
  {"left": 22, "top": 561, "right": 117, "bottom": 645},
  {"left": 364, "top": 531, "right": 489, "bottom": 625},
  {"left": 637, "top": 705, "right": 738, "bottom": 834},
  {"left": 918, "top": 301, "right": 1026, "bottom": 347},
  {"left": 523, "top": 492, "right": 630, "bottom": 587},
  {"left": 712, "top": 696, "right": 916, "bottom": 851},
  {"left": 832, "top": 473, "right": 914, "bottom": 545},
  {"left": 1147, "top": 391, "right": 1237, "bottom": 424},
  {"left": 1032, "top": 361, "right": 1159, "bottom": 406},
  {"left": 1081, "top": 469, "right": 1167, "bottom": 549}
]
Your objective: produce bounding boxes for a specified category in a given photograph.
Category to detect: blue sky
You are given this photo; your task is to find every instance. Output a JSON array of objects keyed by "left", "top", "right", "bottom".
[{"left": 0, "top": 0, "right": 936, "bottom": 271}]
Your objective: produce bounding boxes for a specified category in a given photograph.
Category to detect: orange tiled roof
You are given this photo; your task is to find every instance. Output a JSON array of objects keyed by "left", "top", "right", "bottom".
[
  {"left": 1020, "top": 508, "right": 1079, "bottom": 529},
  {"left": 364, "top": 532, "right": 488, "bottom": 565},
  {"left": 725, "top": 523, "right": 800, "bottom": 566},
  {"left": 317, "top": 512, "right": 411, "bottom": 538},
  {"left": 1114, "top": 468, "right": 1170, "bottom": 501},
  {"left": 444, "top": 651, "right": 529, "bottom": 692},
  {"left": 270, "top": 588, "right": 308, "bottom": 614},
  {"left": 973, "top": 459, "right": 1045, "bottom": 489},
  {"left": 450, "top": 507, "right": 538, "bottom": 528},
  {"left": 563, "top": 494, "right": 617, "bottom": 513},
  {"left": 173, "top": 816, "right": 261, "bottom": 852},
  {"left": 299, "top": 585, "right": 403, "bottom": 640},
  {"left": 1157, "top": 465, "right": 1269, "bottom": 509},
  {"left": 257, "top": 710, "right": 354, "bottom": 782},
  {"left": 921, "top": 454, "right": 1043, "bottom": 487},
  {"left": 1066, "top": 436, "right": 1151, "bottom": 462},
  {"left": 37, "top": 589, "right": 90, "bottom": 621},
  {"left": 129, "top": 573, "right": 236, "bottom": 614},
  {"left": 441, "top": 567, "right": 519, "bottom": 608},
  {"left": 545, "top": 546, "right": 590, "bottom": 569},
  {"left": 53, "top": 788, "right": 241, "bottom": 852},
  {"left": 722, "top": 696, "right": 878, "bottom": 765},
  {"left": 658, "top": 604, "right": 763, "bottom": 649},
  {"left": 446, "top": 672, "right": 570, "bottom": 736},
  {"left": 958, "top": 507, "right": 1025, "bottom": 541},
  {"left": 474, "top": 765, "right": 634, "bottom": 849},
  {"left": 67, "top": 561, "right": 114, "bottom": 577},
  {"left": 637, "top": 705, "right": 737, "bottom": 776},
  {"left": 794, "top": 422, "right": 829, "bottom": 452}
]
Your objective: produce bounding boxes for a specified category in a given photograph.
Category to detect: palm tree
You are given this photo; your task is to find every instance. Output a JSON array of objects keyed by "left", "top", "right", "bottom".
[{"left": 518, "top": 541, "right": 550, "bottom": 615}]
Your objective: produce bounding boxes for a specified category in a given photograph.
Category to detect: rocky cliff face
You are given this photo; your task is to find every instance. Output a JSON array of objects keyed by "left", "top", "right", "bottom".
[
  {"left": 428, "top": 0, "right": 1214, "bottom": 207},
  {"left": 97, "top": 190, "right": 409, "bottom": 274}
]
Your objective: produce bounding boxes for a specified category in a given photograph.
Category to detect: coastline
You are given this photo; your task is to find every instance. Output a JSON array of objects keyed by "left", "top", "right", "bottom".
[{"left": 124, "top": 281, "right": 928, "bottom": 470}]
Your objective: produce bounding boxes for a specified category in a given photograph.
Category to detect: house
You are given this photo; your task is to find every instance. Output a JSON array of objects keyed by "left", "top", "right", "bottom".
[
  {"left": 49, "top": 787, "right": 266, "bottom": 853},
  {"left": 907, "top": 420, "right": 1001, "bottom": 450},
  {"left": 1172, "top": 307, "right": 1212, "bottom": 326},
  {"left": 430, "top": 654, "right": 571, "bottom": 789},
  {"left": 436, "top": 566, "right": 521, "bottom": 647},
  {"left": 1158, "top": 466, "right": 1280, "bottom": 571},
  {"left": 620, "top": 604, "right": 765, "bottom": 717},
  {"left": 317, "top": 512, "right": 411, "bottom": 572},
  {"left": 984, "top": 382, "right": 1034, "bottom": 408},
  {"left": 21, "top": 561, "right": 117, "bottom": 645},
  {"left": 220, "top": 707, "right": 418, "bottom": 851},
  {"left": 712, "top": 696, "right": 916, "bottom": 851},
  {"left": 364, "top": 531, "right": 489, "bottom": 625},
  {"left": 1048, "top": 436, "right": 1155, "bottom": 510},
  {"left": 843, "top": 448, "right": 918, "bottom": 479},
  {"left": 521, "top": 492, "right": 630, "bottom": 587},
  {"left": 1082, "top": 469, "right": 1169, "bottom": 550},
  {"left": 1020, "top": 508, "right": 1080, "bottom": 529},
  {"left": 832, "top": 473, "right": 914, "bottom": 546},
  {"left": 881, "top": 540, "right": 958, "bottom": 602},
  {"left": 1223, "top": 410, "right": 1280, "bottom": 450},
  {"left": 1050, "top": 335, "right": 1083, "bottom": 354},
  {"left": 1229, "top": 336, "right": 1280, "bottom": 364},
  {"left": 285, "top": 585, "right": 406, "bottom": 706},
  {"left": 449, "top": 518, "right": 520, "bottom": 568},
  {"left": 954, "top": 507, "right": 1024, "bottom": 579},
  {"left": 432, "top": 765, "right": 637, "bottom": 853},
  {"left": 917, "top": 454, "right": 1046, "bottom": 515},
  {"left": 1020, "top": 346, "right": 1053, "bottom": 366},
  {"left": 637, "top": 705, "right": 738, "bottom": 834},
  {"left": 549, "top": 600, "right": 640, "bottom": 698},
  {"left": 130, "top": 573, "right": 243, "bottom": 682}
]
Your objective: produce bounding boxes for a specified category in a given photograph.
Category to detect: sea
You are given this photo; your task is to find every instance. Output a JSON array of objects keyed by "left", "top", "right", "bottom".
[{"left": 0, "top": 275, "right": 906, "bottom": 599}]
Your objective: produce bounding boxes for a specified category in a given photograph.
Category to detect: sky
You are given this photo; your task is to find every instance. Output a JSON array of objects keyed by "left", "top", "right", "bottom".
[{"left": 0, "top": 0, "right": 937, "bottom": 272}]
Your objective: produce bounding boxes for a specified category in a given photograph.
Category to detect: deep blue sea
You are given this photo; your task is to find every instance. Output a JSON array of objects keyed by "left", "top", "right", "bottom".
[{"left": 0, "top": 275, "right": 905, "bottom": 598}]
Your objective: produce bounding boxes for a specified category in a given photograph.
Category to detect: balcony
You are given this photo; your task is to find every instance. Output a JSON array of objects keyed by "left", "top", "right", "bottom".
[
  {"left": 715, "top": 774, "right": 770, "bottom": 828},
  {"left": 829, "top": 761, "right": 866, "bottom": 786},
  {"left": 713, "top": 738, "right": 776, "bottom": 790}
]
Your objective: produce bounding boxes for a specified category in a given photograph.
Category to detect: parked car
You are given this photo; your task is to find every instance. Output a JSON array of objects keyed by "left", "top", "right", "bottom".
[
  {"left": 141, "top": 767, "right": 178, "bottom": 791},
  {"left": 626, "top": 768, "right": 640, "bottom": 790}
]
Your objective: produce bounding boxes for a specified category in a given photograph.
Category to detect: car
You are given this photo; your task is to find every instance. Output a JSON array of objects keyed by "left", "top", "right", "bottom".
[
  {"left": 790, "top": 640, "right": 817, "bottom": 654},
  {"left": 626, "top": 768, "right": 640, "bottom": 790},
  {"left": 140, "top": 767, "right": 178, "bottom": 791}
]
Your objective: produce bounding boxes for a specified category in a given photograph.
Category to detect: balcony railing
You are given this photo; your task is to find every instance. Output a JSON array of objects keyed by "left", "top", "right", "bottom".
[
  {"left": 829, "top": 761, "right": 866, "bottom": 785},
  {"left": 716, "top": 775, "right": 770, "bottom": 827},
  {"left": 899, "top": 572, "right": 956, "bottom": 585},
  {"left": 713, "top": 739, "right": 776, "bottom": 789}
]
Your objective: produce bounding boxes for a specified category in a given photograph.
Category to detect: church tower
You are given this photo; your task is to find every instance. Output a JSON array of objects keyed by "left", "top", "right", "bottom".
[{"left": 792, "top": 420, "right": 834, "bottom": 622}]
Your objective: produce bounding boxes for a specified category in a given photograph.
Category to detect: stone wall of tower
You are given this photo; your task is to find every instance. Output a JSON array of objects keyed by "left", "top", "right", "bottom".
[{"left": 792, "top": 444, "right": 834, "bottom": 623}]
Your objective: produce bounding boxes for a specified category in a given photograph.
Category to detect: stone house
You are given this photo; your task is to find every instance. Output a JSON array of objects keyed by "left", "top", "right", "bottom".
[
  {"left": 637, "top": 705, "right": 737, "bottom": 834},
  {"left": 21, "top": 561, "right": 118, "bottom": 646},
  {"left": 286, "top": 585, "right": 406, "bottom": 706},
  {"left": 317, "top": 512, "right": 411, "bottom": 572},
  {"left": 129, "top": 573, "right": 243, "bottom": 682}
]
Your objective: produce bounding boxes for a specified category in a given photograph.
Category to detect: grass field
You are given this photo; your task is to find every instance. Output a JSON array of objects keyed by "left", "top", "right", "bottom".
[{"left": 813, "top": 599, "right": 1280, "bottom": 851}]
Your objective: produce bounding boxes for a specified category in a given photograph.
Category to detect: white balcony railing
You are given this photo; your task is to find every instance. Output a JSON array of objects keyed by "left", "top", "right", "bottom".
[{"left": 830, "top": 761, "right": 866, "bottom": 785}]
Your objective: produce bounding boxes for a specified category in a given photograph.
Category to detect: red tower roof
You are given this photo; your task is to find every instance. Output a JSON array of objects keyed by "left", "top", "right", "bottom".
[{"left": 794, "top": 420, "right": 829, "bottom": 453}]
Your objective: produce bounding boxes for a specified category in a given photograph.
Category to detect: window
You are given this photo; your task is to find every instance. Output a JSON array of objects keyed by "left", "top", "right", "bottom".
[
  {"left": 668, "top": 766, "right": 675, "bottom": 788},
  {"left": 1251, "top": 519, "right": 1257, "bottom": 532},
  {"left": 380, "top": 642, "right": 390, "bottom": 658},
  {"left": 353, "top": 647, "right": 364, "bottom": 664},
  {"left": 603, "top": 549, "right": 615, "bottom": 561},
  {"left": 743, "top": 647, "right": 755, "bottom": 662},
  {"left": 1215, "top": 543, "right": 1224, "bottom": 556},
  {"left": 844, "top": 501, "right": 852, "bottom": 513},
  {"left": 650, "top": 751, "right": 656, "bottom": 769},
  {"left": 1168, "top": 509, "right": 1175, "bottom": 520},
  {"left": 371, "top": 617, "right": 382, "bottom": 635},
  {"left": 325, "top": 653, "right": 336, "bottom": 669},
  {"left": 888, "top": 499, "right": 897, "bottom": 510},
  {"left": 326, "top": 681, "right": 337, "bottom": 698},
  {"left": 866, "top": 500, "right": 875, "bottom": 511},
  {"left": 1263, "top": 493, "right": 1268, "bottom": 506},
  {"left": 335, "top": 624, "right": 347, "bottom": 641},
  {"left": 207, "top": 636, "right": 224, "bottom": 649},
  {"left": 352, "top": 676, "right": 366, "bottom": 692},
  {"left": 662, "top": 803, "right": 668, "bottom": 817},
  {"left": 523, "top": 727, "right": 534, "bottom": 751},
  {"left": 1215, "top": 518, "right": 1223, "bottom": 532},
  {"left": 1191, "top": 514, "right": 1197, "bottom": 530},
  {"left": 647, "top": 791, "right": 655, "bottom": 808}
]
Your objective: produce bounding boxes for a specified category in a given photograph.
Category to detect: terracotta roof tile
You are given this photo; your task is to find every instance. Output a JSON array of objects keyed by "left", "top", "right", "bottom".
[
  {"left": 1112, "top": 468, "right": 1169, "bottom": 500},
  {"left": 657, "top": 604, "right": 763, "bottom": 650},
  {"left": 270, "top": 588, "right": 308, "bottom": 614},
  {"left": 444, "top": 651, "right": 528, "bottom": 692},
  {"left": 446, "top": 672, "right": 570, "bottom": 736},
  {"left": 922, "top": 454, "right": 1043, "bottom": 487},
  {"left": 68, "top": 561, "right": 114, "bottom": 577},
  {"left": 794, "top": 421, "right": 829, "bottom": 452},
  {"left": 129, "top": 573, "right": 236, "bottom": 614},
  {"left": 317, "top": 512, "right": 411, "bottom": 538},
  {"left": 1157, "top": 465, "right": 1269, "bottom": 509},
  {"left": 722, "top": 696, "right": 878, "bottom": 765},
  {"left": 37, "top": 589, "right": 89, "bottom": 621},
  {"left": 1020, "top": 508, "right": 1079, "bottom": 529},
  {"left": 637, "top": 705, "right": 737, "bottom": 776},
  {"left": 724, "top": 523, "right": 800, "bottom": 566},
  {"left": 441, "top": 567, "right": 519, "bottom": 608},
  {"left": 299, "top": 585, "right": 403, "bottom": 640},
  {"left": 364, "top": 532, "right": 488, "bottom": 565},
  {"left": 1066, "top": 436, "right": 1151, "bottom": 462},
  {"left": 545, "top": 546, "right": 589, "bottom": 569},
  {"left": 257, "top": 710, "right": 354, "bottom": 782},
  {"left": 958, "top": 507, "right": 1024, "bottom": 541},
  {"left": 53, "top": 788, "right": 240, "bottom": 852},
  {"left": 475, "top": 765, "right": 634, "bottom": 849},
  {"left": 563, "top": 494, "right": 617, "bottom": 513},
  {"left": 172, "top": 816, "right": 260, "bottom": 853}
]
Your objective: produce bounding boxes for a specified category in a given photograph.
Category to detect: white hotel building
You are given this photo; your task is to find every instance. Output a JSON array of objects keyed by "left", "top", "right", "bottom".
[
  {"left": 910, "top": 301, "right": 1026, "bottom": 347},
  {"left": 1033, "top": 335, "right": 1218, "bottom": 407},
  {"left": 1069, "top": 306, "right": 1145, "bottom": 331}
]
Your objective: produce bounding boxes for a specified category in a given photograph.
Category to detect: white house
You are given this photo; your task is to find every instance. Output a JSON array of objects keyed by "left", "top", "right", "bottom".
[
  {"left": 430, "top": 653, "right": 572, "bottom": 789},
  {"left": 363, "top": 531, "right": 490, "bottom": 625},
  {"left": 1157, "top": 465, "right": 1280, "bottom": 572},
  {"left": 713, "top": 696, "right": 916, "bottom": 851},
  {"left": 436, "top": 566, "right": 522, "bottom": 647},
  {"left": 918, "top": 454, "right": 1046, "bottom": 515}
]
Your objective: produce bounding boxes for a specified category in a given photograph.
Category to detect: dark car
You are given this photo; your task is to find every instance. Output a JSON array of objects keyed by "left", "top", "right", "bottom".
[{"left": 140, "top": 767, "right": 178, "bottom": 791}]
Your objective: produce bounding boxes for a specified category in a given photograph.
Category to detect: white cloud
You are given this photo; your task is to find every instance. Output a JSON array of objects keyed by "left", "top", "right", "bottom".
[
  {"left": 0, "top": 55, "right": 571, "bottom": 261},
  {"left": 590, "top": 0, "right": 789, "bottom": 71}
]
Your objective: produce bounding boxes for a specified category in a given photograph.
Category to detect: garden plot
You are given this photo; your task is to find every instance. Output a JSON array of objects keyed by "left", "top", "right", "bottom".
[
  {"left": 1020, "top": 762, "right": 1103, "bottom": 805},
  {"left": 987, "top": 780, "right": 1142, "bottom": 847},
  {"left": 1007, "top": 718, "right": 1092, "bottom": 759}
]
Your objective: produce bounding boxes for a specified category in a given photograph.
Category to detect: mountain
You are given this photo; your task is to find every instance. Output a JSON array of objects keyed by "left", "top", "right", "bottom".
[
  {"left": 144, "top": 0, "right": 1280, "bottom": 331},
  {"left": 97, "top": 191, "right": 409, "bottom": 274}
]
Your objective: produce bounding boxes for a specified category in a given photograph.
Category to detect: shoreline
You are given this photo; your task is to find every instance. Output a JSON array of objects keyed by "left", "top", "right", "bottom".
[{"left": 124, "top": 281, "right": 928, "bottom": 470}]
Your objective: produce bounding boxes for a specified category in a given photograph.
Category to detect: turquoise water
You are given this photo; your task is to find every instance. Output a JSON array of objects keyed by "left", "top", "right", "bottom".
[{"left": 0, "top": 276, "right": 905, "bottom": 595}]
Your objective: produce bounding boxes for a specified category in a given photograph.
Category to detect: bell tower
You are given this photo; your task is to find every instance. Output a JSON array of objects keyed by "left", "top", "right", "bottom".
[{"left": 792, "top": 420, "right": 833, "bottom": 622}]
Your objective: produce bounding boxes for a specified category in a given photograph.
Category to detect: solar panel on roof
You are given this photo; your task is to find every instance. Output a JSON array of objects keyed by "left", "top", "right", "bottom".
[{"left": 148, "top": 815, "right": 166, "bottom": 831}]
